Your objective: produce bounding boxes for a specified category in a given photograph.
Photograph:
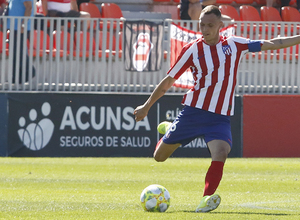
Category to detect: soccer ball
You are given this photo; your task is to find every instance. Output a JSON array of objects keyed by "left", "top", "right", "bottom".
[{"left": 140, "top": 184, "right": 170, "bottom": 212}]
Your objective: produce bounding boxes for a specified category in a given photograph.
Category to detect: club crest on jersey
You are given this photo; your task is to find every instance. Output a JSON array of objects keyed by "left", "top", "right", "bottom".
[
  {"left": 132, "top": 33, "right": 154, "bottom": 71},
  {"left": 222, "top": 45, "right": 232, "bottom": 56}
]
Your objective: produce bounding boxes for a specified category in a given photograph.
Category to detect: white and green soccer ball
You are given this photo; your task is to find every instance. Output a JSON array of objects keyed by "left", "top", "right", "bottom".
[{"left": 140, "top": 184, "right": 170, "bottom": 212}]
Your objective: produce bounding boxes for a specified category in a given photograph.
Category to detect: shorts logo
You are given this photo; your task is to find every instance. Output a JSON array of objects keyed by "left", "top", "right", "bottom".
[
  {"left": 222, "top": 45, "right": 232, "bottom": 56},
  {"left": 132, "top": 33, "right": 153, "bottom": 71},
  {"left": 17, "top": 102, "right": 54, "bottom": 151},
  {"left": 165, "top": 120, "right": 178, "bottom": 138}
]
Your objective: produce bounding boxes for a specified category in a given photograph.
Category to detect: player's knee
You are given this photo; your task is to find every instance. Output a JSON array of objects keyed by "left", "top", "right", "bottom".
[
  {"left": 219, "top": 147, "right": 230, "bottom": 156},
  {"left": 153, "top": 152, "right": 166, "bottom": 162},
  {"left": 211, "top": 147, "right": 230, "bottom": 162},
  {"left": 154, "top": 156, "right": 166, "bottom": 162}
]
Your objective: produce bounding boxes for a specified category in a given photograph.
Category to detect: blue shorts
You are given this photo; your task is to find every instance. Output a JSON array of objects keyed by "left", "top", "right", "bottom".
[{"left": 162, "top": 106, "right": 232, "bottom": 147}]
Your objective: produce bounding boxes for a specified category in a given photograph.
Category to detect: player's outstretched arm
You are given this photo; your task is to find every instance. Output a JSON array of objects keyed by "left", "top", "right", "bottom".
[
  {"left": 134, "top": 76, "right": 176, "bottom": 122},
  {"left": 261, "top": 35, "right": 300, "bottom": 51}
]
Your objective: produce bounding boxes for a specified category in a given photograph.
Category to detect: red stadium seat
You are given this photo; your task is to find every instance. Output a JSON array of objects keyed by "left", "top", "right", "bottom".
[
  {"left": 260, "top": 6, "right": 282, "bottom": 21},
  {"left": 219, "top": 5, "right": 240, "bottom": 21},
  {"left": 99, "top": 31, "right": 116, "bottom": 51},
  {"left": 93, "top": 31, "right": 117, "bottom": 58},
  {"left": 254, "top": 0, "right": 266, "bottom": 5},
  {"left": 101, "top": 3, "right": 123, "bottom": 19},
  {"left": 289, "top": 0, "right": 297, "bottom": 6},
  {"left": 74, "top": 31, "right": 96, "bottom": 58},
  {"left": 52, "top": 31, "right": 75, "bottom": 57},
  {"left": 80, "top": 3, "right": 102, "bottom": 29},
  {"left": 80, "top": 3, "right": 101, "bottom": 18},
  {"left": 239, "top": 5, "right": 261, "bottom": 21},
  {"left": 276, "top": 45, "right": 299, "bottom": 61},
  {"left": 0, "top": 31, "right": 2, "bottom": 54},
  {"left": 279, "top": 6, "right": 300, "bottom": 34},
  {"left": 0, "top": 31, "right": 4, "bottom": 54},
  {"left": 101, "top": 3, "right": 123, "bottom": 30},
  {"left": 31, "top": 30, "right": 50, "bottom": 57},
  {"left": 0, "top": 31, "right": 9, "bottom": 56},
  {"left": 216, "top": 0, "right": 235, "bottom": 4},
  {"left": 281, "top": 6, "right": 300, "bottom": 22},
  {"left": 235, "top": 0, "right": 254, "bottom": 4},
  {"left": 239, "top": 5, "right": 262, "bottom": 35},
  {"left": 260, "top": 6, "right": 283, "bottom": 34}
]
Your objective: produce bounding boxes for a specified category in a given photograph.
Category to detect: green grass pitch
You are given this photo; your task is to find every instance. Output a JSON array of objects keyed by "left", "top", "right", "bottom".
[{"left": 0, "top": 157, "right": 299, "bottom": 219}]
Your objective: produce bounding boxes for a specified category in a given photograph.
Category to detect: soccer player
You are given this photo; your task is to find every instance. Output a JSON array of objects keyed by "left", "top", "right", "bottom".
[{"left": 134, "top": 5, "right": 300, "bottom": 212}]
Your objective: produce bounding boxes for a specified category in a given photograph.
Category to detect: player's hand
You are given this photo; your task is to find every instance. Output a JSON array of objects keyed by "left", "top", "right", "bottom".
[{"left": 133, "top": 105, "right": 148, "bottom": 122}]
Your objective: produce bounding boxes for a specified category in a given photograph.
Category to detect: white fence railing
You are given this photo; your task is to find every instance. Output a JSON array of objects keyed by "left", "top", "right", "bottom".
[{"left": 0, "top": 16, "right": 300, "bottom": 94}]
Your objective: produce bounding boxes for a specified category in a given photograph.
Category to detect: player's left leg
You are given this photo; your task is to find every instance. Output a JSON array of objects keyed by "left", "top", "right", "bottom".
[
  {"left": 204, "top": 140, "right": 231, "bottom": 195},
  {"left": 196, "top": 140, "right": 231, "bottom": 212},
  {"left": 207, "top": 139, "right": 231, "bottom": 163}
]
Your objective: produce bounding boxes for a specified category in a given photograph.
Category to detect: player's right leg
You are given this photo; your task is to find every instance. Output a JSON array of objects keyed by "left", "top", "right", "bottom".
[
  {"left": 154, "top": 107, "right": 193, "bottom": 162},
  {"left": 153, "top": 140, "right": 181, "bottom": 162}
]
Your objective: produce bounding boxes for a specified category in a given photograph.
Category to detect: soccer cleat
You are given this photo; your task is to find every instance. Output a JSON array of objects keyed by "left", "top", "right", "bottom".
[
  {"left": 195, "top": 194, "right": 221, "bottom": 213},
  {"left": 157, "top": 121, "right": 172, "bottom": 135}
]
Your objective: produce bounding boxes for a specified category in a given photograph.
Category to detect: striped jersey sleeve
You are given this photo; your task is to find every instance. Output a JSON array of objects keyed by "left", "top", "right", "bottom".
[{"left": 167, "top": 35, "right": 260, "bottom": 116}]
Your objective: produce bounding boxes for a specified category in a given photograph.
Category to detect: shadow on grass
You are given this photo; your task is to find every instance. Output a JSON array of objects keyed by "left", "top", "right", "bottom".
[
  {"left": 179, "top": 211, "right": 294, "bottom": 216},
  {"left": 213, "top": 211, "right": 293, "bottom": 216}
]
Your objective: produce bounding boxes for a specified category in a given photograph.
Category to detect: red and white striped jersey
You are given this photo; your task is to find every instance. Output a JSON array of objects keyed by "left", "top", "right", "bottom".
[{"left": 167, "top": 35, "right": 262, "bottom": 116}]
